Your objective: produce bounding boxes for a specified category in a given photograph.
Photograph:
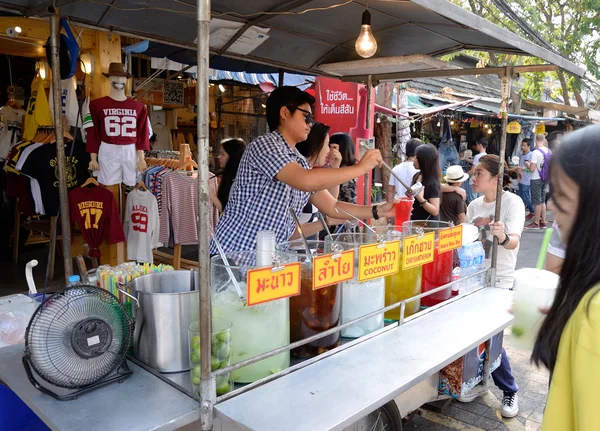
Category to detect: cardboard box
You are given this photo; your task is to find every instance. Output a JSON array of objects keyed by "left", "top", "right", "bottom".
[{"left": 439, "top": 331, "right": 504, "bottom": 398}]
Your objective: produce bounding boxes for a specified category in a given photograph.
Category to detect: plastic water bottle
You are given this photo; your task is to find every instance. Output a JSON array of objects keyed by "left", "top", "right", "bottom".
[
  {"left": 458, "top": 245, "right": 474, "bottom": 294},
  {"left": 451, "top": 267, "right": 461, "bottom": 296},
  {"left": 471, "top": 242, "right": 486, "bottom": 288},
  {"left": 67, "top": 275, "right": 81, "bottom": 287}
]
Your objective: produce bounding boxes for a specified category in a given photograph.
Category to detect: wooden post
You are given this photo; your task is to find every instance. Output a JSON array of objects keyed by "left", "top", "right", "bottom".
[{"left": 91, "top": 32, "right": 122, "bottom": 100}]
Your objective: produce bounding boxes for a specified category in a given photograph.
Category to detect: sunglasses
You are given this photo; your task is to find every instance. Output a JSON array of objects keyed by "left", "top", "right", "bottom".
[{"left": 288, "top": 106, "right": 314, "bottom": 125}]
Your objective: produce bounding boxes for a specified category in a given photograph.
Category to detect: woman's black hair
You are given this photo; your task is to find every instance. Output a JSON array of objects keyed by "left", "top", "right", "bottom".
[
  {"left": 415, "top": 143, "right": 441, "bottom": 194},
  {"left": 296, "top": 122, "right": 330, "bottom": 162},
  {"left": 218, "top": 138, "right": 246, "bottom": 210},
  {"left": 329, "top": 132, "right": 356, "bottom": 167},
  {"left": 532, "top": 125, "right": 600, "bottom": 372},
  {"left": 266, "top": 86, "right": 315, "bottom": 131}
]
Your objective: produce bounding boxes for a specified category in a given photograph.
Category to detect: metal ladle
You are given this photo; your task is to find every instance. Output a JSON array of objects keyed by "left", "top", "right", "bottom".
[{"left": 359, "top": 142, "right": 423, "bottom": 197}]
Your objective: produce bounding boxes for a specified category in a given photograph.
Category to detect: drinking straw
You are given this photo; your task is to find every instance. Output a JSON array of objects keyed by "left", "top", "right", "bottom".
[
  {"left": 536, "top": 228, "right": 554, "bottom": 269},
  {"left": 208, "top": 227, "right": 245, "bottom": 300},
  {"left": 289, "top": 207, "right": 312, "bottom": 255}
]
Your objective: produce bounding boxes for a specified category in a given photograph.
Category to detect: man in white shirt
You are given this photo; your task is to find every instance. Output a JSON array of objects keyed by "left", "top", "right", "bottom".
[
  {"left": 524, "top": 134, "right": 550, "bottom": 229},
  {"left": 387, "top": 138, "right": 422, "bottom": 200}
]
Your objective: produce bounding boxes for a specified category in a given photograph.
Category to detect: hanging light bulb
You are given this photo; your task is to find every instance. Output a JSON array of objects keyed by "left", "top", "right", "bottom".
[
  {"left": 376, "top": 115, "right": 381, "bottom": 124},
  {"left": 218, "top": 84, "right": 226, "bottom": 93},
  {"left": 450, "top": 119, "right": 455, "bottom": 126},
  {"left": 355, "top": 10, "right": 377, "bottom": 58},
  {"left": 436, "top": 119, "right": 441, "bottom": 127},
  {"left": 487, "top": 127, "right": 493, "bottom": 134}
]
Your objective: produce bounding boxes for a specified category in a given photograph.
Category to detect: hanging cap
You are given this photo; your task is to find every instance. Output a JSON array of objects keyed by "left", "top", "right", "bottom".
[{"left": 102, "top": 62, "right": 132, "bottom": 78}]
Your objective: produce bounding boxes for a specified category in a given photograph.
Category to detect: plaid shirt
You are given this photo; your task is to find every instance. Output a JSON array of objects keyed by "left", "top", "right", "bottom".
[{"left": 210, "top": 130, "right": 311, "bottom": 253}]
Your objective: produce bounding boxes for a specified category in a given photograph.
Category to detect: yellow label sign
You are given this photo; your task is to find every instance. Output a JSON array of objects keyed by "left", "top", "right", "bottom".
[
  {"left": 536, "top": 124, "right": 546, "bottom": 135},
  {"left": 403, "top": 232, "right": 435, "bottom": 269},
  {"left": 470, "top": 120, "right": 480, "bottom": 129},
  {"left": 246, "top": 263, "right": 301, "bottom": 306},
  {"left": 358, "top": 240, "right": 401, "bottom": 282},
  {"left": 439, "top": 225, "right": 463, "bottom": 254},
  {"left": 507, "top": 121, "right": 521, "bottom": 134},
  {"left": 312, "top": 249, "right": 355, "bottom": 290}
]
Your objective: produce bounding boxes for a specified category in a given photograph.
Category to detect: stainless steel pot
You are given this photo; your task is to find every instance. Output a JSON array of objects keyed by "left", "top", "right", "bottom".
[{"left": 118, "top": 270, "right": 199, "bottom": 373}]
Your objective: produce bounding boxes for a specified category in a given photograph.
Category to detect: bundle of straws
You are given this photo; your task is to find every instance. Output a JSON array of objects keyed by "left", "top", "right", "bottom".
[{"left": 97, "top": 262, "right": 174, "bottom": 304}]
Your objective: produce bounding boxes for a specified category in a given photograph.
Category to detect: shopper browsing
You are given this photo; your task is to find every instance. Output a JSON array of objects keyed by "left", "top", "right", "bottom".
[
  {"left": 210, "top": 86, "right": 395, "bottom": 253},
  {"left": 387, "top": 138, "right": 423, "bottom": 200},
  {"left": 517, "top": 138, "right": 535, "bottom": 221},
  {"left": 532, "top": 125, "right": 600, "bottom": 430},
  {"left": 462, "top": 155, "right": 525, "bottom": 418},
  {"left": 525, "top": 134, "right": 551, "bottom": 229},
  {"left": 329, "top": 132, "right": 357, "bottom": 204},
  {"left": 411, "top": 144, "right": 441, "bottom": 221},
  {"left": 440, "top": 165, "right": 469, "bottom": 225},
  {"left": 209, "top": 138, "right": 246, "bottom": 213}
]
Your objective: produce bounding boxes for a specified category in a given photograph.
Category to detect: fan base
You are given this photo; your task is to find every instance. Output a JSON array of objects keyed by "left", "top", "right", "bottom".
[{"left": 22, "top": 357, "right": 132, "bottom": 401}]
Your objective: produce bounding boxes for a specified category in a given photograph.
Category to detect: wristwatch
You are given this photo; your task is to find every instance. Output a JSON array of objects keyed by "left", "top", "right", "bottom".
[
  {"left": 372, "top": 205, "right": 380, "bottom": 220},
  {"left": 499, "top": 232, "right": 510, "bottom": 247}
]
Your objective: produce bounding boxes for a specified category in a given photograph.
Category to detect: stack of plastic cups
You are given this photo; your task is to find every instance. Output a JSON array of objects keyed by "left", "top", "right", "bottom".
[{"left": 256, "top": 230, "right": 276, "bottom": 267}]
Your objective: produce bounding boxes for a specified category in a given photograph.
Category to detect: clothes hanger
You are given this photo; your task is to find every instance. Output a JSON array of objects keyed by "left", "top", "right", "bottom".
[
  {"left": 81, "top": 174, "right": 99, "bottom": 188},
  {"left": 135, "top": 180, "right": 148, "bottom": 191}
]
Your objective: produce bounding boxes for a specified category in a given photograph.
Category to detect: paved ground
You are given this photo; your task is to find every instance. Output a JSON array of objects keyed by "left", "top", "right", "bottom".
[{"left": 407, "top": 227, "right": 549, "bottom": 431}]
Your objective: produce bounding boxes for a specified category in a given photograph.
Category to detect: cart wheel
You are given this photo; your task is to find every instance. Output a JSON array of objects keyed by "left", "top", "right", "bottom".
[{"left": 344, "top": 401, "right": 403, "bottom": 431}]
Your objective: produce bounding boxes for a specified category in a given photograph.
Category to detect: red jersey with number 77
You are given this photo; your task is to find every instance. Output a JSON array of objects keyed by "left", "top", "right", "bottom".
[
  {"left": 69, "top": 185, "right": 126, "bottom": 258},
  {"left": 85, "top": 96, "right": 150, "bottom": 154}
]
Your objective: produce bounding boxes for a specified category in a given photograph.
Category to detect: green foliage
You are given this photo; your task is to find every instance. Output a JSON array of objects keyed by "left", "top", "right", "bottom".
[{"left": 447, "top": 0, "right": 600, "bottom": 103}]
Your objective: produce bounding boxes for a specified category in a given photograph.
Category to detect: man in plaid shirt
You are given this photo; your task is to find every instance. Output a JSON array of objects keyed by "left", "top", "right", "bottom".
[{"left": 210, "top": 86, "right": 395, "bottom": 253}]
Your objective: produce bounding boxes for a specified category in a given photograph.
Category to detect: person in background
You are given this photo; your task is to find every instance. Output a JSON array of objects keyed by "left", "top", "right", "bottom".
[
  {"left": 209, "top": 138, "right": 246, "bottom": 213},
  {"left": 459, "top": 150, "right": 476, "bottom": 204},
  {"left": 440, "top": 165, "right": 469, "bottom": 225},
  {"left": 462, "top": 155, "right": 524, "bottom": 417},
  {"left": 517, "top": 138, "right": 535, "bottom": 222},
  {"left": 411, "top": 143, "right": 441, "bottom": 221},
  {"left": 295, "top": 122, "right": 343, "bottom": 238},
  {"left": 532, "top": 126, "right": 600, "bottom": 430},
  {"left": 466, "top": 138, "right": 488, "bottom": 201},
  {"left": 545, "top": 222, "right": 565, "bottom": 276},
  {"left": 330, "top": 132, "right": 357, "bottom": 204},
  {"left": 210, "top": 86, "right": 396, "bottom": 254},
  {"left": 525, "top": 134, "right": 550, "bottom": 229},
  {"left": 387, "top": 138, "right": 423, "bottom": 200}
]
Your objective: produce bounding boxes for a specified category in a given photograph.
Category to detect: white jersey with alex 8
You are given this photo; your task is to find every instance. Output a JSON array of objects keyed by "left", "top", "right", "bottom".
[{"left": 123, "top": 189, "right": 161, "bottom": 263}]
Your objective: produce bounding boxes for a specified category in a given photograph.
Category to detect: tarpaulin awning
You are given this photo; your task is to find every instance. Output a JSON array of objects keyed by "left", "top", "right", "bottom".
[{"left": 4, "top": 0, "right": 584, "bottom": 78}]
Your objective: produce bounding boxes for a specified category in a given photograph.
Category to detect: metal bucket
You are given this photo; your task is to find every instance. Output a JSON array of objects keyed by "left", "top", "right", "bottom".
[{"left": 118, "top": 270, "right": 199, "bottom": 373}]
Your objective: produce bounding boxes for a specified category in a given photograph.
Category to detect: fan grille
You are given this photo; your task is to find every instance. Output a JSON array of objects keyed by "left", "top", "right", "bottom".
[{"left": 25, "top": 286, "right": 132, "bottom": 389}]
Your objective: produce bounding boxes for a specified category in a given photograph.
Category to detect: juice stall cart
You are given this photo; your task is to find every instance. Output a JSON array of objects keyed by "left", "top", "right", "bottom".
[{"left": 0, "top": 0, "right": 585, "bottom": 430}]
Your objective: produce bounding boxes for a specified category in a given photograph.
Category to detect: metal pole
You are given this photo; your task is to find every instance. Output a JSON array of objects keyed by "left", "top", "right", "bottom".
[
  {"left": 197, "top": 0, "right": 214, "bottom": 429},
  {"left": 364, "top": 75, "right": 373, "bottom": 208},
  {"left": 278, "top": 69, "right": 284, "bottom": 87},
  {"left": 490, "top": 67, "right": 511, "bottom": 287},
  {"left": 49, "top": 8, "right": 73, "bottom": 281}
]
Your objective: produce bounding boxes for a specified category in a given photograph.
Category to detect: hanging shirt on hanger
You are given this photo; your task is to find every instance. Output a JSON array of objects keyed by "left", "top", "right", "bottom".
[
  {"left": 23, "top": 76, "right": 53, "bottom": 141},
  {"left": 69, "top": 185, "right": 125, "bottom": 258},
  {"left": 152, "top": 123, "right": 173, "bottom": 150},
  {"left": 123, "top": 189, "right": 160, "bottom": 263},
  {"left": 19, "top": 140, "right": 91, "bottom": 216},
  {"left": 0, "top": 105, "right": 26, "bottom": 160},
  {"left": 49, "top": 76, "right": 80, "bottom": 128},
  {"left": 159, "top": 170, "right": 199, "bottom": 246}
]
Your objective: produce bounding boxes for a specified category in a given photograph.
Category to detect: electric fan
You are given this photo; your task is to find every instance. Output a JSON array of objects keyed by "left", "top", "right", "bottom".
[{"left": 22, "top": 285, "right": 133, "bottom": 400}]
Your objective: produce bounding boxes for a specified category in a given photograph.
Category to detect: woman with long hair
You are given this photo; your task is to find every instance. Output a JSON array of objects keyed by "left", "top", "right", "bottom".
[
  {"left": 329, "top": 132, "right": 357, "bottom": 204},
  {"left": 296, "top": 122, "right": 343, "bottom": 238},
  {"left": 462, "top": 154, "right": 525, "bottom": 417},
  {"left": 532, "top": 125, "right": 600, "bottom": 430},
  {"left": 411, "top": 143, "right": 441, "bottom": 220},
  {"left": 210, "top": 138, "right": 246, "bottom": 213}
]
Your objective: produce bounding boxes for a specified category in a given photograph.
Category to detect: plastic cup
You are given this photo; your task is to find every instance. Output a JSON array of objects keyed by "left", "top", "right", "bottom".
[
  {"left": 188, "top": 318, "right": 233, "bottom": 399},
  {"left": 511, "top": 268, "right": 559, "bottom": 350},
  {"left": 394, "top": 197, "right": 414, "bottom": 230}
]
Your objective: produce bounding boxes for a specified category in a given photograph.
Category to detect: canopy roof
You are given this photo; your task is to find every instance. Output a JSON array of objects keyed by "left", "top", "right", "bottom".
[{"left": 2, "top": 0, "right": 585, "bottom": 78}]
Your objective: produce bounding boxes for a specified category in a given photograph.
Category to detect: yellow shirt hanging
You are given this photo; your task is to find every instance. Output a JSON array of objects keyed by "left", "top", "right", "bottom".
[
  {"left": 542, "top": 286, "right": 600, "bottom": 430},
  {"left": 23, "top": 76, "right": 53, "bottom": 141}
]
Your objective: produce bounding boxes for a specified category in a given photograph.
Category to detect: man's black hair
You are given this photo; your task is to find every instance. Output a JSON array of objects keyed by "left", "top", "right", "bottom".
[
  {"left": 477, "top": 137, "right": 489, "bottom": 149},
  {"left": 406, "top": 138, "right": 424, "bottom": 158},
  {"left": 266, "top": 86, "right": 315, "bottom": 131}
]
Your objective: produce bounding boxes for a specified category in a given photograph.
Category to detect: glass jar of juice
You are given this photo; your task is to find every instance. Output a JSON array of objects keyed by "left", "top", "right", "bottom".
[
  {"left": 211, "top": 251, "right": 290, "bottom": 383},
  {"left": 402, "top": 220, "right": 454, "bottom": 308},
  {"left": 375, "top": 226, "right": 422, "bottom": 321},
  {"left": 395, "top": 197, "right": 414, "bottom": 227},
  {"left": 328, "top": 232, "right": 386, "bottom": 339},
  {"left": 276, "top": 240, "right": 341, "bottom": 359}
]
